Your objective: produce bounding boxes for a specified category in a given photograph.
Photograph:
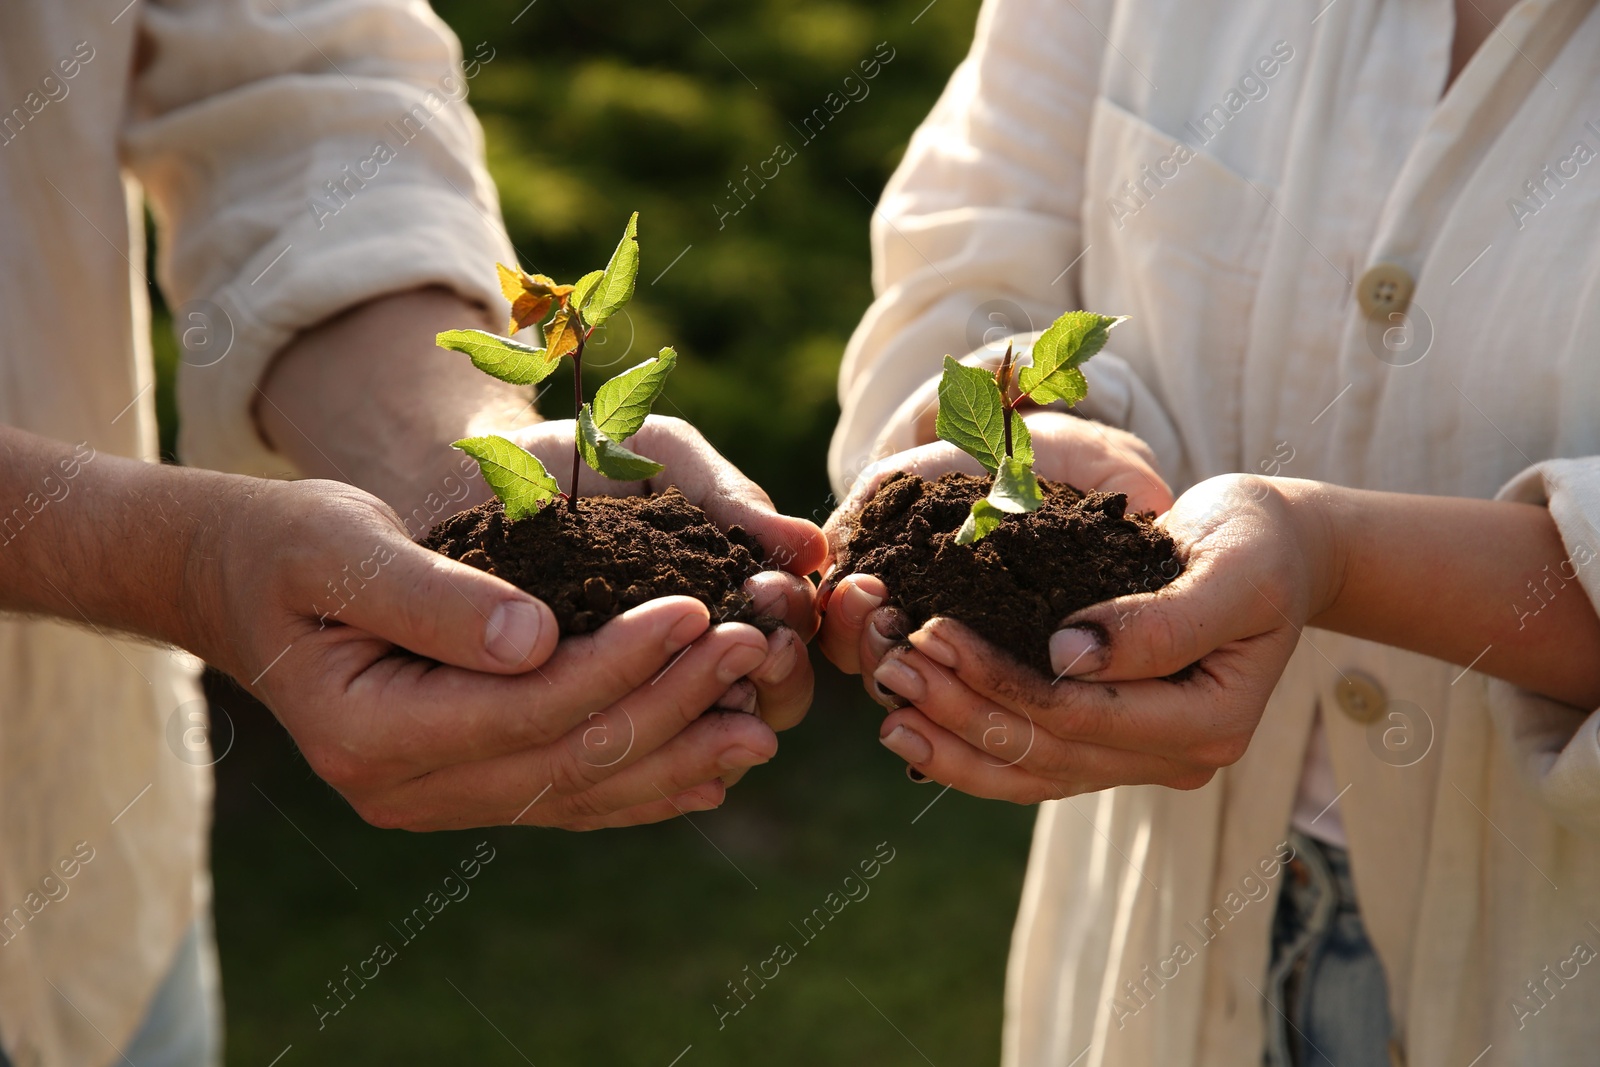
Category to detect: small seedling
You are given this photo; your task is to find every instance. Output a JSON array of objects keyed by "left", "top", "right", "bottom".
[
  {"left": 436, "top": 212, "right": 676, "bottom": 516},
  {"left": 934, "top": 310, "right": 1126, "bottom": 543}
]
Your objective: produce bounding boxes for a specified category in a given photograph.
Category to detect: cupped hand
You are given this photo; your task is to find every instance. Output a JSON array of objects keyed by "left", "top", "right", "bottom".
[
  {"left": 196, "top": 456, "right": 820, "bottom": 831},
  {"left": 501, "top": 414, "right": 827, "bottom": 732},
  {"left": 866, "top": 474, "right": 1338, "bottom": 802},
  {"left": 817, "top": 410, "right": 1173, "bottom": 711}
]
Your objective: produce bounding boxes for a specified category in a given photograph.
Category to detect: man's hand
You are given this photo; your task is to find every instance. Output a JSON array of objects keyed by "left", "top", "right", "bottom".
[
  {"left": 196, "top": 471, "right": 821, "bottom": 831},
  {"left": 501, "top": 414, "right": 827, "bottom": 732},
  {"left": 818, "top": 410, "right": 1172, "bottom": 710}
]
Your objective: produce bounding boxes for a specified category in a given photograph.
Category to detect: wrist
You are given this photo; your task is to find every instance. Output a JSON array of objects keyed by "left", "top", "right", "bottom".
[{"left": 1273, "top": 477, "right": 1352, "bottom": 624}]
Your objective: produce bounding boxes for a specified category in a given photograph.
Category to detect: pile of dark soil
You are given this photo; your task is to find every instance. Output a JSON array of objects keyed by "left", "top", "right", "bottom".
[
  {"left": 834, "top": 472, "right": 1181, "bottom": 676},
  {"left": 421, "top": 489, "right": 766, "bottom": 635}
]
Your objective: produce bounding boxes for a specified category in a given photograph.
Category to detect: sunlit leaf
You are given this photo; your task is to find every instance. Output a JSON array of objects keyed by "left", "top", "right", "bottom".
[
  {"left": 578, "top": 212, "right": 639, "bottom": 329},
  {"left": 436, "top": 329, "right": 560, "bottom": 386},
  {"left": 543, "top": 307, "right": 581, "bottom": 360},
  {"left": 496, "top": 264, "right": 574, "bottom": 333},
  {"left": 570, "top": 269, "right": 604, "bottom": 316},
  {"left": 987, "top": 456, "right": 1043, "bottom": 514},
  {"left": 591, "top": 348, "right": 676, "bottom": 441},
  {"left": 1017, "top": 311, "right": 1126, "bottom": 406},
  {"left": 576, "top": 405, "right": 664, "bottom": 480},
  {"left": 935, "top": 355, "right": 1008, "bottom": 473},
  {"left": 452, "top": 435, "right": 560, "bottom": 519},
  {"left": 955, "top": 498, "right": 1006, "bottom": 545}
]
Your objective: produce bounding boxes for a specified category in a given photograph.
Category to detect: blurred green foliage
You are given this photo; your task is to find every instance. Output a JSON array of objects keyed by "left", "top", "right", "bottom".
[
  {"left": 143, "top": 1, "right": 1045, "bottom": 1063},
  {"left": 440, "top": 0, "right": 982, "bottom": 516}
]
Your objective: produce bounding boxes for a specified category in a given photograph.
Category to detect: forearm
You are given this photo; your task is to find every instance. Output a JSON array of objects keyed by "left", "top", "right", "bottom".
[
  {"left": 0, "top": 424, "right": 233, "bottom": 654},
  {"left": 1289, "top": 480, "right": 1600, "bottom": 708},
  {"left": 255, "top": 287, "right": 538, "bottom": 517}
]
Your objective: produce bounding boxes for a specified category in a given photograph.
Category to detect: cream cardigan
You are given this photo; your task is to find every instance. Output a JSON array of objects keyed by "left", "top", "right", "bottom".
[{"left": 832, "top": 0, "right": 1600, "bottom": 1064}]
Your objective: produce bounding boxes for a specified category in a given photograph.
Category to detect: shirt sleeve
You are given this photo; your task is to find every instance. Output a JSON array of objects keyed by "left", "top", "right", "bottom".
[
  {"left": 827, "top": 0, "right": 1182, "bottom": 496},
  {"left": 121, "top": 0, "right": 514, "bottom": 476},
  {"left": 1487, "top": 457, "right": 1600, "bottom": 835}
]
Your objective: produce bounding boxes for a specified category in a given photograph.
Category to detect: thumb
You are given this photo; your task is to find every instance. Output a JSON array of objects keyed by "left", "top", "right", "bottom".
[
  {"left": 1048, "top": 559, "right": 1257, "bottom": 682},
  {"left": 326, "top": 530, "right": 559, "bottom": 674}
]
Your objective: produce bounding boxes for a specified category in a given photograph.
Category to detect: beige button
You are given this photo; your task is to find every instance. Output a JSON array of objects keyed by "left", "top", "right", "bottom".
[
  {"left": 1357, "top": 263, "right": 1415, "bottom": 321},
  {"left": 1335, "top": 670, "right": 1386, "bottom": 723}
]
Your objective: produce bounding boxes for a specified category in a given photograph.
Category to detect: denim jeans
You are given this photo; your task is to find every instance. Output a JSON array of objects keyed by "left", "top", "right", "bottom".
[
  {"left": 1, "top": 915, "right": 221, "bottom": 1067},
  {"left": 1264, "top": 831, "right": 1394, "bottom": 1067}
]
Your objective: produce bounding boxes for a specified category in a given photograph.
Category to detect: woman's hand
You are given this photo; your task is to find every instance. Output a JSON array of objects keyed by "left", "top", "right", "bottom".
[
  {"left": 817, "top": 410, "right": 1173, "bottom": 708},
  {"left": 866, "top": 474, "right": 1337, "bottom": 800}
]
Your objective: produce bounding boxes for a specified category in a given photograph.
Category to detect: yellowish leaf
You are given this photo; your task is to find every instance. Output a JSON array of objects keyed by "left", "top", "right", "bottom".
[{"left": 543, "top": 306, "right": 581, "bottom": 359}]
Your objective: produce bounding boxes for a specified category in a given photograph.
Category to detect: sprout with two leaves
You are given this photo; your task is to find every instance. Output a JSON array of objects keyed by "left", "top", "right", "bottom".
[
  {"left": 934, "top": 310, "right": 1127, "bottom": 543},
  {"left": 436, "top": 212, "right": 672, "bottom": 516}
]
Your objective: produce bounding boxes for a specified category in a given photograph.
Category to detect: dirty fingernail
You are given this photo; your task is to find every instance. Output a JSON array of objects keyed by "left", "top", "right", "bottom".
[
  {"left": 881, "top": 724, "right": 933, "bottom": 765},
  {"left": 485, "top": 600, "right": 548, "bottom": 667},
  {"left": 1050, "top": 625, "right": 1108, "bottom": 677},
  {"left": 910, "top": 628, "right": 957, "bottom": 668},
  {"left": 840, "top": 581, "right": 884, "bottom": 625},
  {"left": 714, "top": 680, "right": 760, "bottom": 715},
  {"left": 905, "top": 765, "right": 931, "bottom": 783},
  {"left": 873, "top": 657, "right": 926, "bottom": 703},
  {"left": 753, "top": 630, "right": 799, "bottom": 685},
  {"left": 717, "top": 642, "right": 769, "bottom": 685}
]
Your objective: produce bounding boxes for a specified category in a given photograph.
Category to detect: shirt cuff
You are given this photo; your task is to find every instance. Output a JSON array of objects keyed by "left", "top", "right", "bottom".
[
  {"left": 1486, "top": 458, "right": 1600, "bottom": 835},
  {"left": 175, "top": 183, "right": 513, "bottom": 476}
]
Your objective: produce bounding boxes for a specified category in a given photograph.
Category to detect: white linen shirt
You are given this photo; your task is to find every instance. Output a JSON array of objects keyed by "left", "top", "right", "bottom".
[
  {"left": 832, "top": 0, "right": 1600, "bottom": 1064},
  {"left": 0, "top": 2, "right": 511, "bottom": 1064}
]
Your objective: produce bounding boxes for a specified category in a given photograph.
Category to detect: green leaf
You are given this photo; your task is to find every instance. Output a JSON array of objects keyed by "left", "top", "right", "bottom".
[
  {"left": 576, "top": 405, "right": 664, "bottom": 481},
  {"left": 452, "top": 435, "right": 560, "bottom": 519},
  {"left": 591, "top": 348, "right": 677, "bottom": 441},
  {"left": 955, "top": 498, "right": 1007, "bottom": 545},
  {"left": 578, "top": 212, "right": 639, "bottom": 329},
  {"left": 1017, "top": 311, "right": 1127, "bottom": 406},
  {"left": 935, "top": 355, "right": 1008, "bottom": 473},
  {"left": 436, "top": 329, "right": 560, "bottom": 386},
  {"left": 570, "top": 269, "right": 604, "bottom": 314},
  {"left": 1012, "top": 415, "right": 1035, "bottom": 469},
  {"left": 987, "top": 456, "right": 1044, "bottom": 514}
]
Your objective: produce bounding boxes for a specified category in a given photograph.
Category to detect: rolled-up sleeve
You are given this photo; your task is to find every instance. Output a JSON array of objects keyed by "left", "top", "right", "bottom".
[
  {"left": 1488, "top": 457, "right": 1600, "bottom": 835},
  {"left": 121, "top": 0, "right": 514, "bottom": 476},
  {"left": 829, "top": 0, "right": 1147, "bottom": 495}
]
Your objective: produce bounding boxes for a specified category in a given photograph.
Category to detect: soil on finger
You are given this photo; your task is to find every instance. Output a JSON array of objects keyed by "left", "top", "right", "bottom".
[
  {"left": 834, "top": 472, "right": 1181, "bottom": 676},
  {"left": 421, "top": 489, "right": 768, "bottom": 636}
]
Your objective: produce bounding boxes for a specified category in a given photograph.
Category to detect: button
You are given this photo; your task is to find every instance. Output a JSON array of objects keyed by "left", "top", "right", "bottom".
[
  {"left": 1388, "top": 1037, "right": 1406, "bottom": 1067},
  {"left": 1357, "top": 263, "right": 1414, "bottom": 321},
  {"left": 1335, "top": 670, "right": 1387, "bottom": 723}
]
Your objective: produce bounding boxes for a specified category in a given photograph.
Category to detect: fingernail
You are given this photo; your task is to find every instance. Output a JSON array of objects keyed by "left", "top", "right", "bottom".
[
  {"left": 910, "top": 628, "right": 958, "bottom": 668},
  {"left": 665, "top": 610, "right": 709, "bottom": 653},
  {"left": 714, "top": 680, "right": 760, "bottom": 715},
  {"left": 717, "top": 641, "right": 769, "bottom": 685},
  {"left": 718, "top": 745, "right": 771, "bottom": 772},
  {"left": 1050, "top": 624, "right": 1109, "bottom": 677},
  {"left": 840, "top": 581, "right": 884, "bottom": 625},
  {"left": 867, "top": 610, "right": 909, "bottom": 658},
  {"left": 905, "top": 766, "right": 931, "bottom": 783},
  {"left": 873, "top": 679, "right": 910, "bottom": 709},
  {"left": 873, "top": 657, "right": 926, "bottom": 703},
  {"left": 485, "top": 600, "right": 546, "bottom": 666},
  {"left": 752, "top": 630, "right": 799, "bottom": 685},
  {"left": 881, "top": 724, "right": 933, "bottom": 765},
  {"left": 673, "top": 786, "right": 723, "bottom": 812}
]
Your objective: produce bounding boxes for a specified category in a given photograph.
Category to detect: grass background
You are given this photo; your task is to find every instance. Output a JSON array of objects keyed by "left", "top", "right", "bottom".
[{"left": 150, "top": 1, "right": 1043, "bottom": 1062}]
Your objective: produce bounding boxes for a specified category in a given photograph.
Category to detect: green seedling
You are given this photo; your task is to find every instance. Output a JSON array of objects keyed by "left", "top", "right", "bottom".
[
  {"left": 935, "top": 310, "right": 1126, "bottom": 543},
  {"left": 436, "top": 212, "right": 676, "bottom": 516}
]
